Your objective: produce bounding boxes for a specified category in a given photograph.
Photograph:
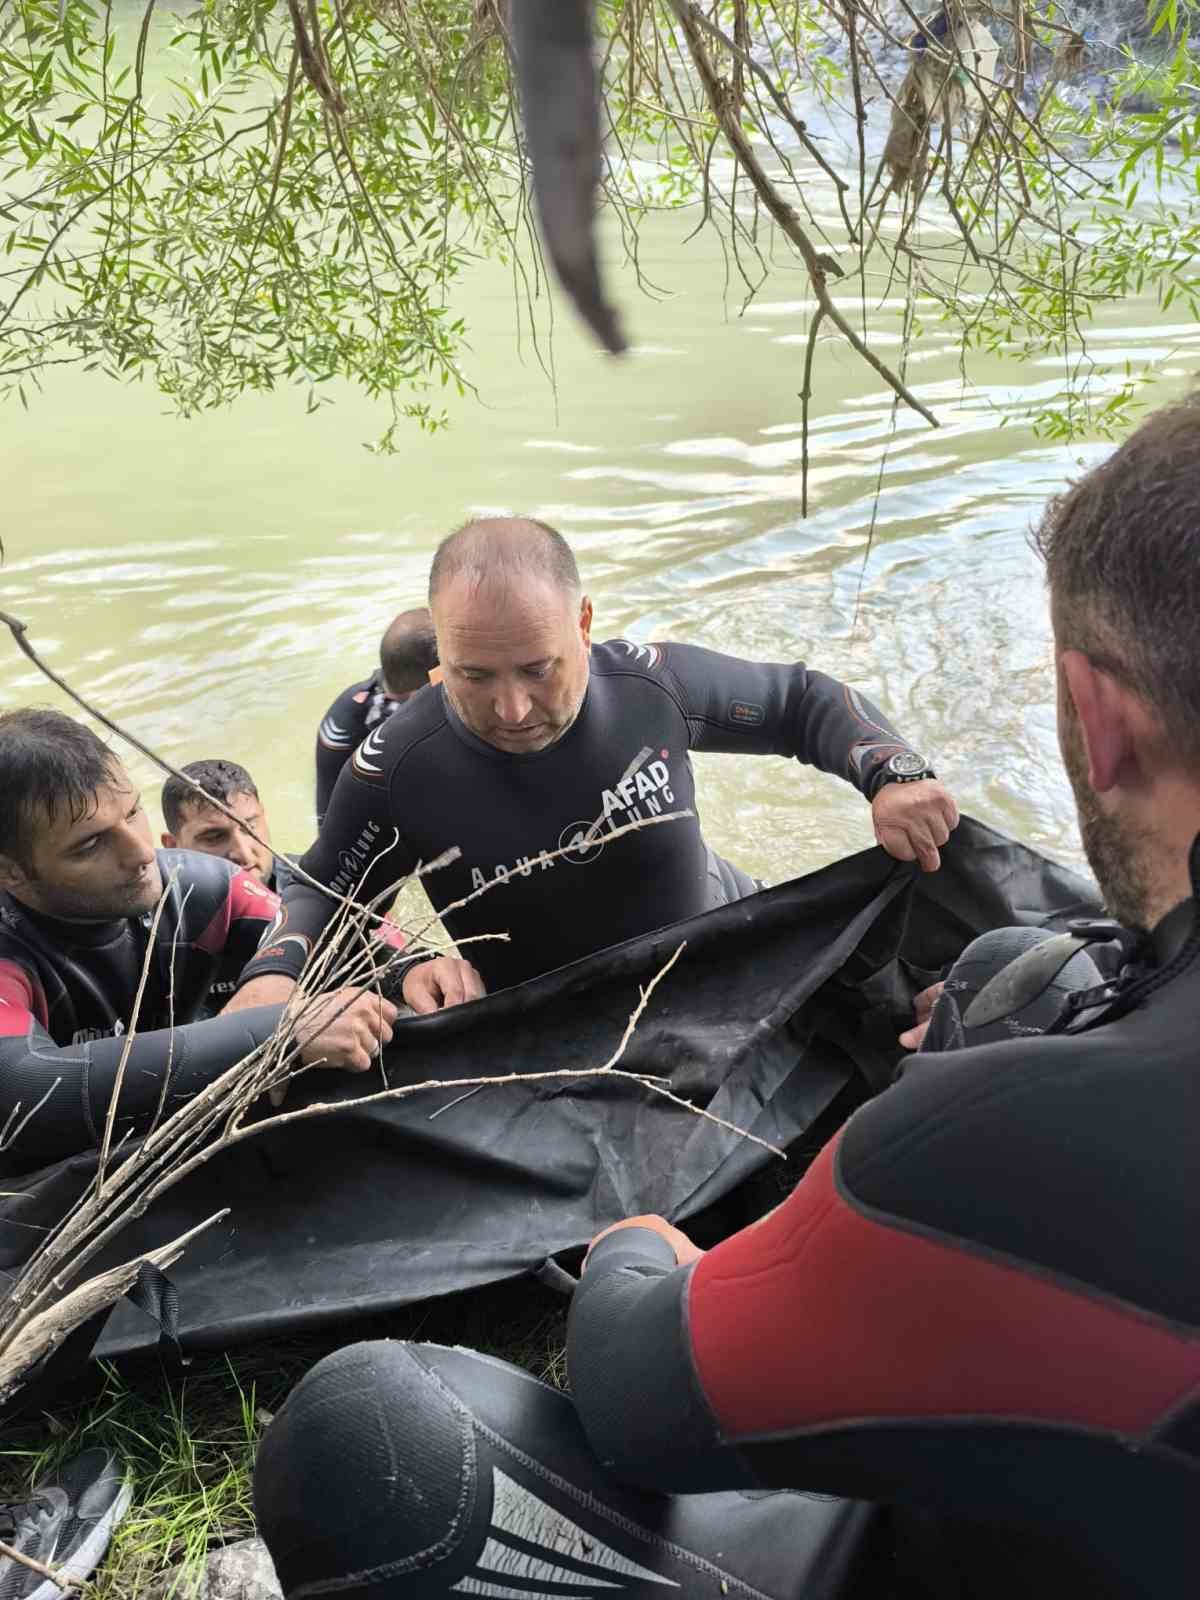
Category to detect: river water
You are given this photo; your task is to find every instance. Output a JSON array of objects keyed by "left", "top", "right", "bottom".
[{"left": 1, "top": 75, "right": 1197, "bottom": 895}]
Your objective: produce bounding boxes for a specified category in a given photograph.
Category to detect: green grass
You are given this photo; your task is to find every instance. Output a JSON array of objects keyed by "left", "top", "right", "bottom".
[{"left": 0, "top": 1277, "right": 571, "bottom": 1596}]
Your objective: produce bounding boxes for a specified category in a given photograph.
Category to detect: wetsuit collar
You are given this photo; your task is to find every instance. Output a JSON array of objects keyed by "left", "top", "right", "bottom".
[
  {"left": 1150, "top": 899, "right": 1195, "bottom": 967},
  {"left": 7, "top": 897, "right": 135, "bottom": 950}
]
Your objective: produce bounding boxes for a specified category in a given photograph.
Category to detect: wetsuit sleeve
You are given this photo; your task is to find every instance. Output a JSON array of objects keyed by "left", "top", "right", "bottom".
[
  {"left": 238, "top": 749, "right": 417, "bottom": 989},
  {"left": 0, "top": 956, "right": 284, "bottom": 1164},
  {"left": 567, "top": 1228, "right": 747, "bottom": 1493},
  {"left": 656, "top": 641, "right": 920, "bottom": 798},
  {"left": 315, "top": 685, "right": 363, "bottom": 825},
  {"left": 199, "top": 867, "right": 280, "bottom": 972}
]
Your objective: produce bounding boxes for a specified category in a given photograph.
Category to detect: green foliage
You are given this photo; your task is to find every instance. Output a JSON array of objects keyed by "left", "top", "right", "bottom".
[
  {"left": 0, "top": 0, "right": 1198, "bottom": 444},
  {"left": 0, "top": 0, "right": 516, "bottom": 440}
]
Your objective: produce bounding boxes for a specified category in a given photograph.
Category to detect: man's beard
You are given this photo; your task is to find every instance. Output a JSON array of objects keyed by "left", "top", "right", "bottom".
[
  {"left": 25, "top": 863, "right": 163, "bottom": 923},
  {"left": 1061, "top": 710, "right": 1152, "bottom": 929}
]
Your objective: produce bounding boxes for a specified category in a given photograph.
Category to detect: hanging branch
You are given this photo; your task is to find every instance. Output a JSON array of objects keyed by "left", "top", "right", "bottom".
[{"left": 667, "top": 0, "right": 938, "bottom": 524}]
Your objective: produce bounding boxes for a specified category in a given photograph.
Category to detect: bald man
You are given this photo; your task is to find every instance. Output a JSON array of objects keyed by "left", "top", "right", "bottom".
[
  {"left": 234, "top": 518, "right": 958, "bottom": 1015},
  {"left": 314, "top": 607, "right": 438, "bottom": 824}
]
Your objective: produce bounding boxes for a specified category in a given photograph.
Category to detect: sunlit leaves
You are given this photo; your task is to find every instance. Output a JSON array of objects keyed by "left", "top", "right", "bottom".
[{"left": 0, "top": 0, "right": 1198, "bottom": 444}]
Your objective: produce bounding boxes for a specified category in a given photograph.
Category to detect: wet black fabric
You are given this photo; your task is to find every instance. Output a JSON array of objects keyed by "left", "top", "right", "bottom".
[{"left": 0, "top": 817, "right": 1097, "bottom": 1363}]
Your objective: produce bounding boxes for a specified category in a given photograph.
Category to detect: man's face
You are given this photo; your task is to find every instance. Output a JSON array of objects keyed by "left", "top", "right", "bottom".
[
  {"left": 434, "top": 576, "right": 593, "bottom": 754},
  {"left": 165, "top": 790, "right": 274, "bottom": 882},
  {"left": 1057, "top": 654, "right": 1152, "bottom": 929},
  {"left": 1, "top": 773, "right": 163, "bottom": 921}
]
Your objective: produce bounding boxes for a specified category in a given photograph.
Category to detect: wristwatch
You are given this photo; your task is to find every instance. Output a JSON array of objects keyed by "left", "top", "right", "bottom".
[{"left": 874, "top": 750, "right": 937, "bottom": 793}]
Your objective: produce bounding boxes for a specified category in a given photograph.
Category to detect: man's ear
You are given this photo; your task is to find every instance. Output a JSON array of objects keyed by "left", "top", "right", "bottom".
[
  {"left": 1060, "top": 650, "right": 1139, "bottom": 794},
  {"left": 161, "top": 831, "right": 178, "bottom": 849},
  {"left": 579, "top": 595, "right": 593, "bottom": 646},
  {"left": 0, "top": 853, "right": 29, "bottom": 894}
]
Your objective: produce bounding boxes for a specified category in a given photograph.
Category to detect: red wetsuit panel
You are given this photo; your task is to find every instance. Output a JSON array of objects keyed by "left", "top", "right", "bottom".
[
  {"left": 0, "top": 959, "right": 48, "bottom": 1037},
  {"left": 193, "top": 869, "right": 280, "bottom": 958},
  {"left": 688, "top": 1132, "right": 1200, "bottom": 1440}
]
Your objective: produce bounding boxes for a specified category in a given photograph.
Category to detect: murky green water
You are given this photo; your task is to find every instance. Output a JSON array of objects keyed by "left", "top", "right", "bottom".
[{"left": 2, "top": 95, "right": 1197, "bottom": 891}]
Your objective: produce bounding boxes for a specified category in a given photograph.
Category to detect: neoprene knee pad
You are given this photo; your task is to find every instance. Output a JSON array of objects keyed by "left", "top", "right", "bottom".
[{"left": 254, "top": 1339, "right": 876, "bottom": 1599}]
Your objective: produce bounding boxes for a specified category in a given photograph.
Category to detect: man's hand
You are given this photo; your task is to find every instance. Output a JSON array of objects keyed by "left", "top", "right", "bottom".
[
  {"left": 872, "top": 778, "right": 960, "bottom": 873},
  {"left": 899, "top": 981, "right": 945, "bottom": 1051},
  {"left": 402, "top": 956, "right": 486, "bottom": 1015},
  {"left": 289, "top": 986, "right": 398, "bottom": 1072},
  {"left": 585, "top": 1214, "right": 705, "bottom": 1269}
]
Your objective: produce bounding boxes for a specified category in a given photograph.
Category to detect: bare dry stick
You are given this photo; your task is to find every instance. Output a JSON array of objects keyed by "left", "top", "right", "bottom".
[
  {"left": 148, "top": 882, "right": 190, "bottom": 1136},
  {"left": 667, "top": 0, "right": 938, "bottom": 451},
  {"left": 205, "top": 1063, "right": 783, "bottom": 1160},
  {"left": 403, "top": 807, "right": 694, "bottom": 950},
  {"left": 595, "top": 939, "right": 685, "bottom": 1070},
  {"left": 96, "top": 864, "right": 180, "bottom": 1190},
  {"left": 0, "top": 1537, "right": 83, "bottom": 1593},
  {"left": 0, "top": 1212, "right": 226, "bottom": 1402}
]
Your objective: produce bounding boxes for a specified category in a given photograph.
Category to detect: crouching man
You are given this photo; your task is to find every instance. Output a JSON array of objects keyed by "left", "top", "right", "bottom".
[{"left": 0, "top": 710, "right": 395, "bottom": 1171}]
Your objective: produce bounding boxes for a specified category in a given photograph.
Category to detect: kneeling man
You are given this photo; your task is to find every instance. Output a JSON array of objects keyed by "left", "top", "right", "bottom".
[{"left": 0, "top": 710, "right": 395, "bottom": 1169}]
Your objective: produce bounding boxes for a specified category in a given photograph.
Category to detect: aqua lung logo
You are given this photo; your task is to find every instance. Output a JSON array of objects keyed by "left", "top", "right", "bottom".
[
  {"left": 469, "top": 755, "right": 676, "bottom": 889},
  {"left": 558, "top": 819, "right": 603, "bottom": 865},
  {"left": 450, "top": 1468, "right": 680, "bottom": 1596},
  {"left": 72, "top": 1019, "right": 126, "bottom": 1044},
  {"left": 330, "top": 820, "right": 383, "bottom": 895}
]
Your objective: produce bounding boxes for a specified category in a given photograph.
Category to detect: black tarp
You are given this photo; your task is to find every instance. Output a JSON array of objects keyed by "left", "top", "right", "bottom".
[{"left": 0, "top": 817, "right": 1098, "bottom": 1360}]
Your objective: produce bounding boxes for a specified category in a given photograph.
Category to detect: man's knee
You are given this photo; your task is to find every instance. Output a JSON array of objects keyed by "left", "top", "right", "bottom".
[{"left": 255, "top": 1340, "right": 471, "bottom": 1595}]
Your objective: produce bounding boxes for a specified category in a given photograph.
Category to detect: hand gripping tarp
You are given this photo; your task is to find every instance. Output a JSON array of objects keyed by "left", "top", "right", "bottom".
[{"left": 0, "top": 817, "right": 1098, "bottom": 1360}]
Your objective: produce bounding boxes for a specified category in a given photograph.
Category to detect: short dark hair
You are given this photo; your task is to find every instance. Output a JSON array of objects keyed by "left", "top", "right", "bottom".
[
  {"left": 0, "top": 708, "right": 120, "bottom": 864},
  {"left": 379, "top": 608, "right": 438, "bottom": 695},
  {"left": 161, "top": 758, "right": 259, "bottom": 833},
  {"left": 428, "top": 517, "right": 581, "bottom": 605},
  {"left": 1033, "top": 392, "right": 1200, "bottom": 767}
]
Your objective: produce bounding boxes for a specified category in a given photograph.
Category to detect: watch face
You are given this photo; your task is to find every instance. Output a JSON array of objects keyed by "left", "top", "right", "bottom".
[{"left": 888, "top": 751, "right": 928, "bottom": 778}]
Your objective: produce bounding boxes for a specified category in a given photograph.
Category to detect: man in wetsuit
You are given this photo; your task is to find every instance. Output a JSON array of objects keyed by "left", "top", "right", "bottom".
[
  {"left": 0, "top": 710, "right": 397, "bottom": 1170},
  {"left": 233, "top": 518, "right": 958, "bottom": 1015},
  {"left": 314, "top": 606, "right": 438, "bottom": 824},
  {"left": 255, "top": 401, "right": 1200, "bottom": 1597},
  {"left": 161, "top": 757, "right": 297, "bottom": 896}
]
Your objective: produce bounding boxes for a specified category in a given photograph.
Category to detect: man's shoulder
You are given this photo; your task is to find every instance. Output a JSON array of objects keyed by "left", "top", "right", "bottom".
[
  {"left": 0, "top": 893, "right": 41, "bottom": 970},
  {"left": 837, "top": 1001, "right": 1198, "bottom": 1321},
  {"left": 156, "top": 848, "right": 245, "bottom": 925},
  {"left": 589, "top": 640, "right": 693, "bottom": 711},
  {"left": 592, "top": 638, "right": 672, "bottom": 678},
  {"left": 318, "top": 676, "right": 376, "bottom": 750},
  {"left": 346, "top": 685, "right": 449, "bottom": 785}
]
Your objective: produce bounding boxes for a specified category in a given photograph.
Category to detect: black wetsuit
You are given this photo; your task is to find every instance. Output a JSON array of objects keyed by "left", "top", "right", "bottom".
[
  {"left": 565, "top": 904, "right": 1200, "bottom": 1595},
  {"left": 266, "top": 855, "right": 298, "bottom": 898},
  {"left": 0, "top": 851, "right": 284, "bottom": 1170},
  {"left": 315, "top": 673, "right": 403, "bottom": 825},
  {"left": 245, "top": 639, "right": 920, "bottom": 995}
]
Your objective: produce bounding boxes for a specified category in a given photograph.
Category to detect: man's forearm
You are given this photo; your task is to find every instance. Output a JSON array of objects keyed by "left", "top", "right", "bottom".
[
  {"left": 223, "top": 974, "right": 297, "bottom": 1012},
  {"left": 0, "top": 1004, "right": 287, "bottom": 1165},
  {"left": 567, "top": 1227, "right": 747, "bottom": 1493}
]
